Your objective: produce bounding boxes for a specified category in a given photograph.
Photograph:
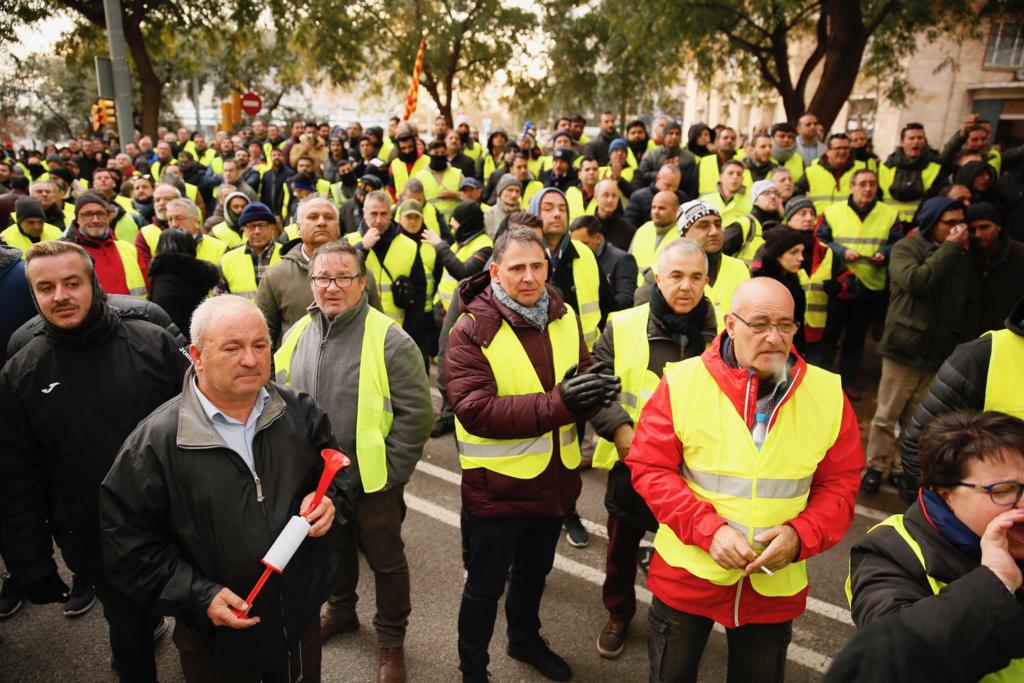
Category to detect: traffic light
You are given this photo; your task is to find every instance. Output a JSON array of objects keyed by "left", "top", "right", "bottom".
[
  {"left": 91, "top": 99, "right": 116, "bottom": 131},
  {"left": 90, "top": 102, "right": 102, "bottom": 132}
]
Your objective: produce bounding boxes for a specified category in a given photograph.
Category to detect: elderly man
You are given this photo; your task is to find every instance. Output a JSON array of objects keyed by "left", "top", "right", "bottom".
[
  {"left": 273, "top": 241, "right": 432, "bottom": 683},
  {"left": 626, "top": 277, "right": 863, "bottom": 682},
  {"left": 446, "top": 228, "right": 620, "bottom": 683},
  {"left": 0, "top": 240, "right": 188, "bottom": 680},
  {"left": 100, "top": 295, "right": 350, "bottom": 682},
  {"left": 257, "top": 197, "right": 380, "bottom": 348},
  {"left": 589, "top": 238, "right": 717, "bottom": 659},
  {"left": 166, "top": 198, "right": 229, "bottom": 264},
  {"left": 66, "top": 193, "right": 147, "bottom": 298},
  {"left": 218, "top": 202, "right": 282, "bottom": 299}
]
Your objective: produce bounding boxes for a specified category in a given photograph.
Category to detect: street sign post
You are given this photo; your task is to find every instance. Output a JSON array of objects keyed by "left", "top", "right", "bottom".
[{"left": 240, "top": 92, "right": 263, "bottom": 117}]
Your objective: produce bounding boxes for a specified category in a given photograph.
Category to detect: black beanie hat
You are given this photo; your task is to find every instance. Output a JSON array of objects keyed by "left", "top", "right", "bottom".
[
  {"left": 965, "top": 201, "right": 1002, "bottom": 226},
  {"left": 761, "top": 226, "right": 807, "bottom": 262},
  {"left": 15, "top": 196, "right": 46, "bottom": 224},
  {"left": 75, "top": 192, "right": 109, "bottom": 216}
]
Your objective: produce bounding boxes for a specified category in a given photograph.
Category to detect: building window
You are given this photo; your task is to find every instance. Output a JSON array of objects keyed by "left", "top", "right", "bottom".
[{"left": 985, "top": 23, "right": 1024, "bottom": 68}]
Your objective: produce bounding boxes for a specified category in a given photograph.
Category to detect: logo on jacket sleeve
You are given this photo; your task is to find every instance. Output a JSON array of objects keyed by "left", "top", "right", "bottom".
[{"left": 41, "top": 382, "right": 60, "bottom": 394}]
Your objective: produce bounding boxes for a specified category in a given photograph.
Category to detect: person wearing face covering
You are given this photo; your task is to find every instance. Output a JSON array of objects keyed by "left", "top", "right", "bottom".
[
  {"left": 208, "top": 190, "right": 251, "bottom": 245},
  {"left": 414, "top": 138, "right": 464, "bottom": 220},
  {"left": 0, "top": 240, "right": 189, "bottom": 681}
]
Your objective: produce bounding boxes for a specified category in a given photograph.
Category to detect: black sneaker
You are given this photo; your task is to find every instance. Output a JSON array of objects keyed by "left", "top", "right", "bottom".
[
  {"left": 895, "top": 475, "right": 919, "bottom": 503},
  {"left": 431, "top": 414, "right": 455, "bottom": 438},
  {"left": 563, "top": 512, "right": 589, "bottom": 548},
  {"left": 860, "top": 468, "right": 882, "bottom": 495},
  {"left": 62, "top": 575, "right": 96, "bottom": 617},
  {"left": 637, "top": 546, "right": 654, "bottom": 577},
  {"left": 0, "top": 573, "right": 23, "bottom": 619},
  {"left": 507, "top": 638, "right": 572, "bottom": 681}
]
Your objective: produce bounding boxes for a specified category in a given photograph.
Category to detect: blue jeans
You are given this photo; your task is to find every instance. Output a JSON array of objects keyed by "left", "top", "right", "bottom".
[
  {"left": 94, "top": 578, "right": 160, "bottom": 683},
  {"left": 457, "top": 514, "right": 562, "bottom": 675}
]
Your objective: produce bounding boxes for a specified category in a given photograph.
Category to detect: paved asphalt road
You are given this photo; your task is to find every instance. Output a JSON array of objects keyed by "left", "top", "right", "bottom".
[{"left": 0, "top": 346, "right": 906, "bottom": 682}]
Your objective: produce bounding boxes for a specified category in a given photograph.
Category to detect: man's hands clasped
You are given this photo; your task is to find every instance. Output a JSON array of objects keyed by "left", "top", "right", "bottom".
[{"left": 559, "top": 362, "right": 621, "bottom": 416}]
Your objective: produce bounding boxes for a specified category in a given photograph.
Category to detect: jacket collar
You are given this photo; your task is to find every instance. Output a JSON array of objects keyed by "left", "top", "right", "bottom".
[
  {"left": 176, "top": 367, "right": 287, "bottom": 449},
  {"left": 459, "top": 270, "right": 568, "bottom": 347}
]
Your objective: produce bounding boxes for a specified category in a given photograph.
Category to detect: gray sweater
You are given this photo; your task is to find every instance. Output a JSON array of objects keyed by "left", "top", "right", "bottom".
[{"left": 287, "top": 294, "right": 433, "bottom": 491}]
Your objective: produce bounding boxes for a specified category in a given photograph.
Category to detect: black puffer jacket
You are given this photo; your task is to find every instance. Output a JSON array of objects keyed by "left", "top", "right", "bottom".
[
  {"left": 0, "top": 304, "right": 190, "bottom": 584},
  {"left": 847, "top": 499, "right": 1024, "bottom": 682},
  {"left": 901, "top": 295, "right": 1024, "bottom": 482},
  {"left": 100, "top": 371, "right": 353, "bottom": 670},
  {"left": 149, "top": 253, "right": 221, "bottom": 340}
]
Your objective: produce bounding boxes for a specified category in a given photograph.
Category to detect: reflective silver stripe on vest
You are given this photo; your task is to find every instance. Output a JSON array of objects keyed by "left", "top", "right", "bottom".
[
  {"left": 579, "top": 301, "right": 601, "bottom": 315},
  {"left": 379, "top": 283, "right": 392, "bottom": 292},
  {"left": 726, "top": 520, "right": 774, "bottom": 539},
  {"left": 620, "top": 389, "right": 656, "bottom": 409},
  {"left": 837, "top": 237, "right": 885, "bottom": 246},
  {"left": 584, "top": 328, "right": 599, "bottom": 345},
  {"left": 459, "top": 424, "right": 577, "bottom": 458},
  {"left": 129, "top": 287, "right": 147, "bottom": 297},
  {"left": 561, "top": 425, "right": 578, "bottom": 446},
  {"left": 807, "top": 304, "right": 828, "bottom": 313},
  {"left": 807, "top": 283, "right": 825, "bottom": 292},
  {"left": 274, "top": 369, "right": 288, "bottom": 383},
  {"left": 383, "top": 396, "right": 393, "bottom": 414},
  {"left": 681, "top": 463, "right": 813, "bottom": 499}
]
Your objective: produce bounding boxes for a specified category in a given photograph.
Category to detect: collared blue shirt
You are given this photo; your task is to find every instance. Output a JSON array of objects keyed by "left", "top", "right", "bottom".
[{"left": 193, "top": 380, "right": 271, "bottom": 472}]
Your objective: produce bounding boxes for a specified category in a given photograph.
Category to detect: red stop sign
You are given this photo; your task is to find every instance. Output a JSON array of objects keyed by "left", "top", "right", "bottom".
[{"left": 240, "top": 92, "right": 262, "bottom": 116}]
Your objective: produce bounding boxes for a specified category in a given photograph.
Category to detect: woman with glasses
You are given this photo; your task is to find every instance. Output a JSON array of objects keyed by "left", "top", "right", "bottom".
[{"left": 847, "top": 410, "right": 1024, "bottom": 681}]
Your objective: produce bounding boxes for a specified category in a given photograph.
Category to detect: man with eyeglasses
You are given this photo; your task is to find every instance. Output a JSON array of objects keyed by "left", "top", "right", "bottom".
[
  {"left": 65, "top": 193, "right": 147, "bottom": 298},
  {"left": 817, "top": 168, "right": 902, "bottom": 399},
  {"left": 627, "top": 276, "right": 863, "bottom": 683},
  {"left": 218, "top": 202, "right": 282, "bottom": 299},
  {"left": 795, "top": 133, "right": 866, "bottom": 213},
  {"left": 862, "top": 197, "right": 980, "bottom": 500},
  {"left": 272, "top": 240, "right": 432, "bottom": 683}
]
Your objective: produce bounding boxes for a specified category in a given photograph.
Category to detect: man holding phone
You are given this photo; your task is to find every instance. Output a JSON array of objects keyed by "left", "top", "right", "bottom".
[{"left": 861, "top": 196, "right": 982, "bottom": 499}]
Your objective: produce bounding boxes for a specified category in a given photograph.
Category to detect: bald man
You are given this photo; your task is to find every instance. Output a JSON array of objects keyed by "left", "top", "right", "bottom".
[
  {"left": 101, "top": 295, "right": 354, "bottom": 681},
  {"left": 627, "top": 190, "right": 680, "bottom": 283},
  {"left": 626, "top": 277, "right": 863, "bottom": 682}
]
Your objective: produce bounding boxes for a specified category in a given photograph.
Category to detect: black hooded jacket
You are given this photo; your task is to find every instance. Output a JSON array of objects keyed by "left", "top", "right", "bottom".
[{"left": 149, "top": 253, "right": 221, "bottom": 340}]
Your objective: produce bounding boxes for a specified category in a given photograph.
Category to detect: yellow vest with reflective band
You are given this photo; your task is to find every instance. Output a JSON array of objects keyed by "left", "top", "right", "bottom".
[
  {"left": 219, "top": 243, "right": 282, "bottom": 299},
  {"left": 463, "top": 140, "right": 483, "bottom": 162},
  {"left": 878, "top": 161, "right": 942, "bottom": 223},
  {"left": 655, "top": 357, "right": 843, "bottom": 597},
  {"left": 798, "top": 247, "right": 833, "bottom": 330},
  {"left": 734, "top": 216, "right": 764, "bottom": 266},
  {"left": 113, "top": 210, "right": 140, "bottom": 244},
  {"left": 434, "top": 231, "right": 493, "bottom": 310},
  {"left": 377, "top": 136, "right": 395, "bottom": 163},
  {"left": 984, "top": 329, "right": 1024, "bottom": 418},
  {"left": 705, "top": 255, "right": 751, "bottom": 332},
  {"left": 62, "top": 202, "right": 75, "bottom": 227},
  {"left": 416, "top": 166, "right": 462, "bottom": 218},
  {"left": 823, "top": 201, "right": 897, "bottom": 292},
  {"left": 700, "top": 190, "right": 753, "bottom": 228},
  {"left": 183, "top": 142, "right": 217, "bottom": 167},
  {"left": 1, "top": 223, "right": 64, "bottom": 255},
  {"left": 273, "top": 308, "right": 396, "bottom": 493},
  {"left": 593, "top": 304, "right": 662, "bottom": 469},
  {"left": 281, "top": 179, "right": 333, "bottom": 222},
  {"left": 844, "top": 514, "right": 1024, "bottom": 683},
  {"left": 518, "top": 180, "right": 544, "bottom": 209},
  {"left": 113, "top": 239, "right": 147, "bottom": 298},
  {"left": 697, "top": 154, "right": 752, "bottom": 196},
  {"left": 482, "top": 154, "right": 501, "bottom": 181},
  {"left": 569, "top": 239, "right": 602, "bottom": 349},
  {"left": 345, "top": 231, "right": 436, "bottom": 321},
  {"left": 773, "top": 153, "right": 805, "bottom": 182},
  {"left": 454, "top": 309, "right": 583, "bottom": 477},
  {"left": 804, "top": 160, "right": 866, "bottom": 213},
  {"left": 629, "top": 221, "right": 676, "bottom": 285},
  {"left": 598, "top": 165, "right": 635, "bottom": 193},
  {"left": 150, "top": 159, "right": 177, "bottom": 181},
  {"left": 141, "top": 225, "right": 226, "bottom": 265},
  {"left": 211, "top": 222, "right": 244, "bottom": 246},
  {"left": 390, "top": 155, "right": 429, "bottom": 195},
  {"left": 565, "top": 186, "right": 598, "bottom": 222},
  {"left": 283, "top": 223, "right": 300, "bottom": 241}
]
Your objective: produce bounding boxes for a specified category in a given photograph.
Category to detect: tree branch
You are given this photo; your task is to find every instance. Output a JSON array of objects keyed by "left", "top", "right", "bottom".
[
  {"left": 864, "top": 0, "right": 899, "bottom": 36},
  {"left": 794, "top": 2, "right": 830, "bottom": 99}
]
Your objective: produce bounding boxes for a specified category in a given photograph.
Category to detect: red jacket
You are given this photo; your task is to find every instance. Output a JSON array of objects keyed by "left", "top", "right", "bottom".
[
  {"left": 625, "top": 334, "right": 863, "bottom": 626},
  {"left": 66, "top": 226, "right": 131, "bottom": 296},
  {"left": 445, "top": 271, "right": 593, "bottom": 517}
]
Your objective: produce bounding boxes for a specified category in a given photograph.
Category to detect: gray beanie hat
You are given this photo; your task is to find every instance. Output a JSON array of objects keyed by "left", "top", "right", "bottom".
[{"left": 676, "top": 199, "right": 720, "bottom": 235}]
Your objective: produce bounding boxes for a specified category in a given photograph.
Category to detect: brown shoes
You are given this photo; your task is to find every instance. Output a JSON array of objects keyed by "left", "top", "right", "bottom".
[
  {"left": 596, "top": 619, "right": 628, "bottom": 658},
  {"left": 320, "top": 609, "right": 359, "bottom": 642},
  {"left": 378, "top": 645, "right": 407, "bottom": 683}
]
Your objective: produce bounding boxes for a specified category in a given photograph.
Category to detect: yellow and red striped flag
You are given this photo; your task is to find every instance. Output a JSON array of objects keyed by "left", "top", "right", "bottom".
[{"left": 402, "top": 38, "right": 426, "bottom": 121}]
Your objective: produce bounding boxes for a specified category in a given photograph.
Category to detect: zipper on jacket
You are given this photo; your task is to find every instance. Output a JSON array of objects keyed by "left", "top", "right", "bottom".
[
  {"left": 253, "top": 471, "right": 264, "bottom": 502},
  {"left": 733, "top": 577, "right": 743, "bottom": 628}
]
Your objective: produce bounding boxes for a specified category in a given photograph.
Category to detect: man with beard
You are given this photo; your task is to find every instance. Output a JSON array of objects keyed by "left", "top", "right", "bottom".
[
  {"left": 134, "top": 183, "right": 182, "bottom": 274},
  {"left": 585, "top": 112, "right": 620, "bottom": 166},
  {"left": 90, "top": 167, "right": 144, "bottom": 243},
  {"left": 455, "top": 116, "right": 483, "bottom": 164},
  {"left": 0, "top": 239, "right": 188, "bottom": 679},
  {"left": 769, "top": 122, "right": 806, "bottom": 182},
  {"left": 624, "top": 119, "right": 653, "bottom": 170},
  {"left": 878, "top": 123, "right": 944, "bottom": 223},
  {"left": 66, "top": 193, "right": 147, "bottom": 297},
  {"left": 744, "top": 134, "right": 779, "bottom": 185},
  {"left": 390, "top": 133, "right": 429, "bottom": 197},
  {"left": 477, "top": 127, "right": 509, "bottom": 184},
  {"left": 328, "top": 155, "right": 359, "bottom": 208},
  {"left": 131, "top": 174, "right": 156, "bottom": 224},
  {"left": 483, "top": 174, "right": 521, "bottom": 238}
]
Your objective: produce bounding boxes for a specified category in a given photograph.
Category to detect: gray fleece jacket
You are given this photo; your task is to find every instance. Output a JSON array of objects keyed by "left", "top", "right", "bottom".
[{"left": 286, "top": 294, "right": 433, "bottom": 491}]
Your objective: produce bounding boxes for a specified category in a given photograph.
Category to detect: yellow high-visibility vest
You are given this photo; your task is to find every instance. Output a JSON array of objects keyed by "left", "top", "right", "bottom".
[
  {"left": 141, "top": 225, "right": 226, "bottom": 266},
  {"left": 772, "top": 154, "right": 805, "bottom": 182},
  {"left": 804, "top": 160, "right": 866, "bottom": 213},
  {"left": 113, "top": 239, "right": 147, "bottom": 298},
  {"left": 823, "top": 201, "right": 898, "bottom": 292},
  {"left": 565, "top": 186, "right": 598, "bottom": 222},
  {"left": 984, "top": 329, "right": 1024, "bottom": 418},
  {"left": 878, "top": 161, "right": 942, "bottom": 223},
  {"left": 569, "top": 239, "right": 602, "bottom": 349},
  {"left": 150, "top": 159, "right": 178, "bottom": 181},
  {"left": 377, "top": 136, "right": 395, "bottom": 163},
  {"left": 274, "top": 307, "right": 396, "bottom": 493},
  {"left": 798, "top": 247, "right": 833, "bottom": 330},
  {"left": 211, "top": 222, "right": 245, "bottom": 247},
  {"left": 434, "top": 232, "right": 493, "bottom": 311},
  {"left": 734, "top": 216, "right": 764, "bottom": 266},
  {"left": 697, "top": 154, "right": 752, "bottom": 196},
  {"left": 593, "top": 304, "right": 662, "bottom": 469},
  {"left": 517, "top": 180, "right": 544, "bottom": 210},
  {"left": 219, "top": 243, "right": 282, "bottom": 299},
  {"left": 629, "top": 221, "right": 677, "bottom": 285},
  {"left": 345, "top": 231, "right": 436, "bottom": 322},
  {"left": 455, "top": 308, "right": 583, "bottom": 477},
  {"left": 705, "top": 255, "right": 751, "bottom": 331},
  {"left": 415, "top": 166, "right": 462, "bottom": 218},
  {"left": 701, "top": 190, "right": 753, "bottom": 228},
  {"left": 1, "top": 223, "right": 64, "bottom": 255},
  {"left": 390, "top": 156, "right": 429, "bottom": 196},
  {"left": 655, "top": 357, "right": 843, "bottom": 597}
]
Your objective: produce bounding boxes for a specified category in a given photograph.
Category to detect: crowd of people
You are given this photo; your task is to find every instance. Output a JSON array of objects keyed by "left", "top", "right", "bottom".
[{"left": 0, "top": 107, "right": 1022, "bottom": 683}]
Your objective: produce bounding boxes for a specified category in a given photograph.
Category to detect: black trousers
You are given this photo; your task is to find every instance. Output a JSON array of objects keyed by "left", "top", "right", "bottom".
[{"left": 819, "top": 295, "right": 884, "bottom": 385}]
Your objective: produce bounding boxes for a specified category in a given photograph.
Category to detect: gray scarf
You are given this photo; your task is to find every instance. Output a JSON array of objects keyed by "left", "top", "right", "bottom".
[{"left": 491, "top": 280, "right": 550, "bottom": 331}]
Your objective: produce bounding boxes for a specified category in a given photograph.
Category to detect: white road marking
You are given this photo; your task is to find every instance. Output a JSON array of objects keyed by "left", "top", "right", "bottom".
[
  {"left": 405, "top": 492, "right": 834, "bottom": 674},
  {"left": 853, "top": 504, "right": 890, "bottom": 522}
]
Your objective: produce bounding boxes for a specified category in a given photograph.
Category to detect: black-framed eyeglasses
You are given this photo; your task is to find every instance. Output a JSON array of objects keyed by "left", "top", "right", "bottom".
[
  {"left": 954, "top": 480, "right": 1024, "bottom": 506},
  {"left": 731, "top": 313, "right": 800, "bottom": 336},
  {"left": 311, "top": 274, "right": 361, "bottom": 289}
]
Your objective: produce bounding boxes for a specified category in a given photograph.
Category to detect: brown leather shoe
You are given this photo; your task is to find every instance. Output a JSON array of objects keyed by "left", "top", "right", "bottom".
[
  {"left": 596, "top": 619, "right": 628, "bottom": 658},
  {"left": 378, "top": 646, "right": 407, "bottom": 683},
  {"left": 320, "top": 609, "right": 359, "bottom": 642}
]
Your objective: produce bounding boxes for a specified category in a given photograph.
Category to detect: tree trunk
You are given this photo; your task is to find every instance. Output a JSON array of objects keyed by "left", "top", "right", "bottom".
[
  {"left": 805, "top": 3, "right": 869, "bottom": 130},
  {"left": 122, "top": 18, "right": 162, "bottom": 139}
]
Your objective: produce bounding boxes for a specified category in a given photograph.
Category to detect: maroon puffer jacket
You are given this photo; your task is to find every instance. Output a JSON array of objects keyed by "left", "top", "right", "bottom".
[{"left": 446, "top": 271, "right": 593, "bottom": 517}]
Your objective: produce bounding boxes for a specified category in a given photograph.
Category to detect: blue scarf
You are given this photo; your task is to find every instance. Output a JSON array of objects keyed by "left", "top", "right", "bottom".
[{"left": 921, "top": 488, "right": 982, "bottom": 563}]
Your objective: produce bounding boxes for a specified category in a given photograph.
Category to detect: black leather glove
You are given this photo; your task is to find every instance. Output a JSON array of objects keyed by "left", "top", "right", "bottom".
[
  {"left": 24, "top": 572, "right": 70, "bottom": 604},
  {"left": 584, "top": 361, "right": 622, "bottom": 408},
  {"left": 560, "top": 362, "right": 622, "bottom": 415},
  {"left": 822, "top": 279, "right": 841, "bottom": 297}
]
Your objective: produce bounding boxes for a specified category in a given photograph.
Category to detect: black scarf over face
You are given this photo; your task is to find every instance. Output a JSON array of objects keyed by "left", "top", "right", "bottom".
[{"left": 649, "top": 284, "right": 710, "bottom": 351}]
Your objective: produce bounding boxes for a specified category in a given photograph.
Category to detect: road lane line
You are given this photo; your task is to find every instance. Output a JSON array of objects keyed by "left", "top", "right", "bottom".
[{"left": 405, "top": 492, "right": 834, "bottom": 674}]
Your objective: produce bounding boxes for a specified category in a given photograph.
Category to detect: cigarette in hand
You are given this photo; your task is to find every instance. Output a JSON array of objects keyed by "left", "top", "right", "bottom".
[{"left": 760, "top": 566, "right": 774, "bottom": 576}]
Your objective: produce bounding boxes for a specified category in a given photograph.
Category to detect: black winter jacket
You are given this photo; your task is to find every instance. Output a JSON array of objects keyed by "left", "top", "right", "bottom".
[
  {"left": 848, "top": 499, "right": 1024, "bottom": 682},
  {"left": 148, "top": 253, "right": 221, "bottom": 340},
  {"left": 100, "top": 372, "right": 353, "bottom": 668},
  {"left": 0, "top": 308, "right": 190, "bottom": 584},
  {"left": 901, "top": 295, "right": 1024, "bottom": 482}
]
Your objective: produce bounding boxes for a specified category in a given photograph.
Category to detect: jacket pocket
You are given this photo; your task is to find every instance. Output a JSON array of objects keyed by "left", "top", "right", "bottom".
[{"left": 882, "top": 313, "right": 927, "bottom": 355}]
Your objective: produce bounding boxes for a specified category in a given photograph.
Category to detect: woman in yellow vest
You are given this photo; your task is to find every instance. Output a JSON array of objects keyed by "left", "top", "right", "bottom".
[{"left": 847, "top": 410, "right": 1024, "bottom": 683}]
